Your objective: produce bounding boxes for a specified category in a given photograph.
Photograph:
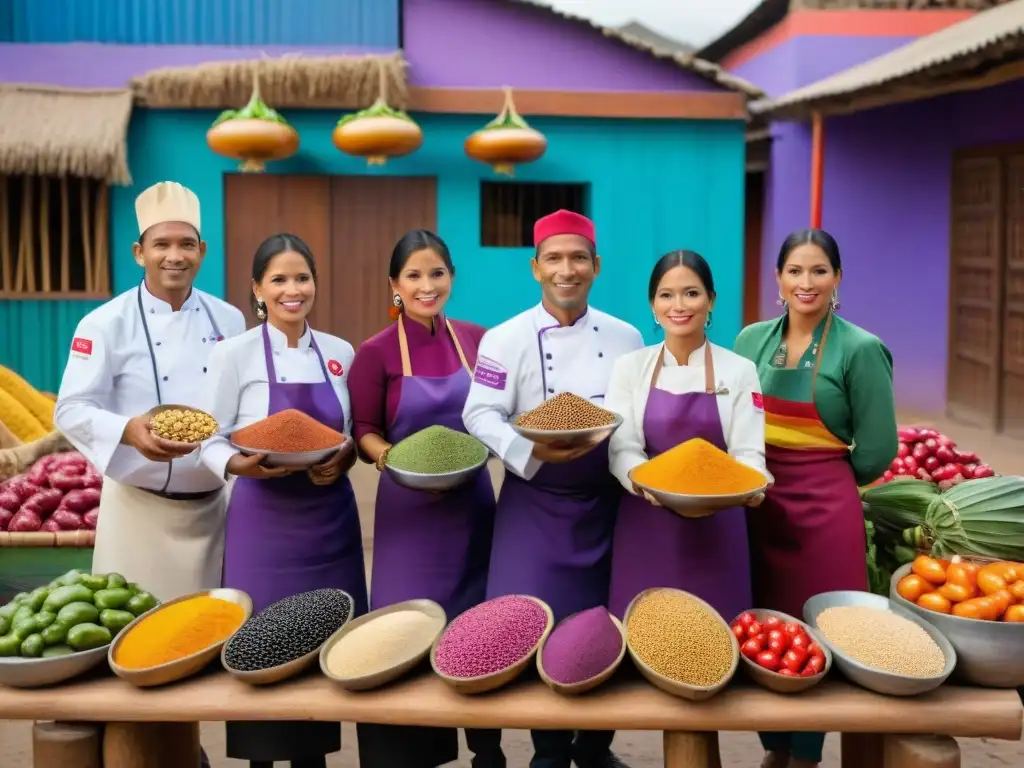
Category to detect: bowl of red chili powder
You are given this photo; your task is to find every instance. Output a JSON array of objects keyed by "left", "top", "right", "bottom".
[{"left": 231, "top": 409, "right": 351, "bottom": 468}]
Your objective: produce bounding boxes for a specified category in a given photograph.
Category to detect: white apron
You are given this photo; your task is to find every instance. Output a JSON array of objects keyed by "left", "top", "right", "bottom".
[{"left": 93, "top": 478, "right": 228, "bottom": 601}]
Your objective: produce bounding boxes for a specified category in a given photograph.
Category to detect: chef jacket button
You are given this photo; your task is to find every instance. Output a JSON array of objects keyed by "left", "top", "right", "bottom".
[
  {"left": 195, "top": 308, "right": 200, "bottom": 312},
  {"left": 155, "top": 341, "right": 161, "bottom": 346},
  {"left": 202, "top": 338, "right": 206, "bottom": 343},
  {"left": 203, "top": 367, "right": 207, "bottom": 373},
  {"left": 545, "top": 353, "right": 552, "bottom": 360},
  {"left": 162, "top": 376, "right": 168, "bottom": 381},
  {"left": 593, "top": 326, "right": 598, "bottom": 331},
  {"left": 280, "top": 377, "right": 287, "bottom": 382},
  {"left": 598, "top": 352, "right": 603, "bottom": 358},
  {"left": 547, "top": 388, "right": 554, "bottom": 393},
  {"left": 548, "top": 366, "right": 552, "bottom": 371},
  {"left": 149, "top": 308, "right": 155, "bottom": 314}
]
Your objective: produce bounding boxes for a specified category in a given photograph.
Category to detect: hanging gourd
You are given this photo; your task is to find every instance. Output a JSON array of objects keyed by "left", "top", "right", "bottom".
[
  {"left": 332, "top": 59, "right": 423, "bottom": 166},
  {"left": 206, "top": 74, "right": 299, "bottom": 172},
  {"left": 464, "top": 86, "right": 546, "bottom": 176}
]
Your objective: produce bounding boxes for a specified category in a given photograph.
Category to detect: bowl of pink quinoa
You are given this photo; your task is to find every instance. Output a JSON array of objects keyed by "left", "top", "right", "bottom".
[{"left": 431, "top": 595, "right": 553, "bottom": 694}]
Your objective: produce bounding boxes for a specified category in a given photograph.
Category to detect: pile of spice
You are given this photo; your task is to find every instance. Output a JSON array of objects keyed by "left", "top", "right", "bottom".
[
  {"left": 815, "top": 605, "right": 946, "bottom": 678},
  {"left": 627, "top": 589, "right": 735, "bottom": 687},
  {"left": 515, "top": 393, "right": 616, "bottom": 431},
  {"left": 387, "top": 426, "right": 489, "bottom": 475},
  {"left": 434, "top": 596, "right": 549, "bottom": 679},
  {"left": 223, "top": 589, "right": 352, "bottom": 672},
  {"left": 150, "top": 408, "right": 218, "bottom": 444},
  {"left": 632, "top": 438, "right": 766, "bottom": 496},
  {"left": 325, "top": 609, "right": 442, "bottom": 679},
  {"left": 541, "top": 606, "right": 623, "bottom": 685},
  {"left": 114, "top": 595, "right": 245, "bottom": 669},
  {"left": 232, "top": 409, "right": 345, "bottom": 453}
]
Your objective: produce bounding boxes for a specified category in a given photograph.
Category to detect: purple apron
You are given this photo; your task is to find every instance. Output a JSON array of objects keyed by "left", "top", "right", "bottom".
[
  {"left": 224, "top": 323, "right": 368, "bottom": 763},
  {"left": 359, "top": 315, "right": 497, "bottom": 768},
  {"left": 608, "top": 343, "right": 752, "bottom": 622}
]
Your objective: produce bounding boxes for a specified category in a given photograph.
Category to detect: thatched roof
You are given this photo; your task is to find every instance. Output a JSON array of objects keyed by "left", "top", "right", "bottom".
[
  {"left": 131, "top": 52, "right": 409, "bottom": 109},
  {"left": 0, "top": 85, "right": 133, "bottom": 185},
  {"left": 502, "top": 0, "right": 764, "bottom": 97},
  {"left": 751, "top": 0, "right": 1024, "bottom": 117}
]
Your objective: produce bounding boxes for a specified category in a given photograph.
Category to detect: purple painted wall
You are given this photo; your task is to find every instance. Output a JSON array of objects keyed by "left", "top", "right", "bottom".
[
  {"left": 402, "top": 0, "right": 720, "bottom": 91},
  {"left": 0, "top": 43, "right": 385, "bottom": 88},
  {"left": 759, "top": 79, "right": 1024, "bottom": 413}
]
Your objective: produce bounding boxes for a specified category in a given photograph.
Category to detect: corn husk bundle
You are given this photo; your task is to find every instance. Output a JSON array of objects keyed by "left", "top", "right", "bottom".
[{"left": 0, "top": 364, "right": 55, "bottom": 443}]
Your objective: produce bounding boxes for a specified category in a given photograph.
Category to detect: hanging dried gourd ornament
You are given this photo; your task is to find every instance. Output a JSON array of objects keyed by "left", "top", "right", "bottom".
[
  {"left": 464, "top": 87, "right": 546, "bottom": 176},
  {"left": 332, "top": 58, "right": 423, "bottom": 166},
  {"left": 206, "top": 73, "right": 299, "bottom": 172}
]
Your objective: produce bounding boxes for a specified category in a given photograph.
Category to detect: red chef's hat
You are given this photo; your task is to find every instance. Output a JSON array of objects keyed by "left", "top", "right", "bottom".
[{"left": 533, "top": 209, "right": 596, "bottom": 249}]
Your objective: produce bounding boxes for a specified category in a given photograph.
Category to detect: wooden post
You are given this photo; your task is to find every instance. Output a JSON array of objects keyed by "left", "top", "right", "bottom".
[
  {"left": 883, "top": 734, "right": 960, "bottom": 768},
  {"left": 810, "top": 110, "right": 825, "bottom": 228},
  {"left": 842, "top": 733, "right": 883, "bottom": 768},
  {"left": 102, "top": 722, "right": 201, "bottom": 768},
  {"left": 663, "top": 730, "right": 721, "bottom": 768},
  {"left": 32, "top": 721, "right": 102, "bottom": 768}
]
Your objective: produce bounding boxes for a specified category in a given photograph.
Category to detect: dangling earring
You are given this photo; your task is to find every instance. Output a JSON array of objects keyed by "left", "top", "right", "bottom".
[
  {"left": 652, "top": 311, "right": 660, "bottom": 331},
  {"left": 255, "top": 299, "right": 266, "bottom": 320},
  {"left": 776, "top": 291, "right": 786, "bottom": 307},
  {"left": 830, "top": 290, "right": 841, "bottom": 312},
  {"left": 705, "top": 311, "right": 713, "bottom": 329},
  {"left": 393, "top": 294, "right": 403, "bottom": 308}
]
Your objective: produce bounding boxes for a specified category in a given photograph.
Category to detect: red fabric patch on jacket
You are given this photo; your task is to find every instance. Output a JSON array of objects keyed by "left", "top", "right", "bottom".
[
  {"left": 752, "top": 392, "right": 764, "bottom": 410},
  {"left": 327, "top": 359, "right": 343, "bottom": 376},
  {"left": 71, "top": 337, "right": 93, "bottom": 357}
]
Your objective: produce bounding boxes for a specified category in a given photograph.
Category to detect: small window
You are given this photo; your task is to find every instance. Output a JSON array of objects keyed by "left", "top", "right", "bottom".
[{"left": 480, "top": 182, "right": 587, "bottom": 247}]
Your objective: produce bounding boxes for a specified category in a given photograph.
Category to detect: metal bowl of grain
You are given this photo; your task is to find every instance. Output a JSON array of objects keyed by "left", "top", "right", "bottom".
[
  {"left": 230, "top": 439, "right": 352, "bottom": 470},
  {"left": 803, "top": 590, "right": 956, "bottom": 697},
  {"left": 385, "top": 455, "right": 489, "bottom": 493},
  {"left": 510, "top": 413, "right": 623, "bottom": 448}
]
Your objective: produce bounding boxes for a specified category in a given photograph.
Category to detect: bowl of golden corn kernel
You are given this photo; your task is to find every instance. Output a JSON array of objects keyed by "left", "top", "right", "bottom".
[{"left": 147, "top": 405, "right": 220, "bottom": 444}]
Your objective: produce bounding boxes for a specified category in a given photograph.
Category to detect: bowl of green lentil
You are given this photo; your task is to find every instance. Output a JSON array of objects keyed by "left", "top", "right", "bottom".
[
  {"left": 320, "top": 599, "right": 447, "bottom": 691},
  {"left": 384, "top": 426, "right": 490, "bottom": 492},
  {"left": 624, "top": 588, "right": 739, "bottom": 702},
  {"left": 803, "top": 591, "right": 956, "bottom": 697}
]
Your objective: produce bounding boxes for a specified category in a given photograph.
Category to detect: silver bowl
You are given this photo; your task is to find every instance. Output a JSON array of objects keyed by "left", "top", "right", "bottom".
[
  {"left": 803, "top": 590, "right": 956, "bottom": 697},
  {"left": 230, "top": 438, "right": 352, "bottom": 469},
  {"left": 631, "top": 471, "right": 766, "bottom": 519},
  {"left": 889, "top": 563, "right": 1024, "bottom": 688},
  {"left": 510, "top": 413, "right": 623, "bottom": 448},
  {"left": 384, "top": 454, "right": 488, "bottom": 492},
  {"left": 0, "top": 644, "right": 110, "bottom": 689}
]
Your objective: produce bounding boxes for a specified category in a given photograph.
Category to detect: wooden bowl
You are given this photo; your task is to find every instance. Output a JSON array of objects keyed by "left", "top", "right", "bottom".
[
  {"left": 109, "top": 588, "right": 252, "bottom": 688},
  {"left": 624, "top": 588, "right": 739, "bottom": 702},
  {"left": 320, "top": 599, "right": 446, "bottom": 692},
  {"left": 431, "top": 595, "right": 554, "bottom": 695},
  {"left": 730, "top": 609, "right": 832, "bottom": 694},
  {"left": 223, "top": 591, "right": 354, "bottom": 686},
  {"left": 536, "top": 610, "right": 626, "bottom": 696}
]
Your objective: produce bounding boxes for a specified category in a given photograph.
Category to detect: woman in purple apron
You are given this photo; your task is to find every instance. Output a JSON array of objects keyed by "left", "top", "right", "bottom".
[
  {"left": 200, "top": 234, "right": 368, "bottom": 768},
  {"left": 347, "top": 230, "right": 504, "bottom": 768},
  {"left": 735, "top": 229, "right": 897, "bottom": 768},
  {"left": 607, "top": 252, "right": 767, "bottom": 622}
]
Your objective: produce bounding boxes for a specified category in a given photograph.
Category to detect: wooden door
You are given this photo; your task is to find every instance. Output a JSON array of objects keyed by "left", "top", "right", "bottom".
[
  {"left": 223, "top": 175, "right": 333, "bottom": 330},
  {"left": 999, "top": 154, "right": 1024, "bottom": 437},
  {"left": 743, "top": 171, "right": 765, "bottom": 325},
  {"left": 946, "top": 156, "right": 1005, "bottom": 428},
  {"left": 328, "top": 176, "right": 438, "bottom": 347}
]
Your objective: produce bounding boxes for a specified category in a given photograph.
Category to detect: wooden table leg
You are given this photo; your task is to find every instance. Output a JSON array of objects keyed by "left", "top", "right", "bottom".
[
  {"left": 663, "top": 731, "right": 721, "bottom": 768},
  {"left": 883, "top": 734, "right": 960, "bottom": 768},
  {"left": 102, "top": 722, "right": 201, "bottom": 768},
  {"left": 32, "top": 721, "right": 102, "bottom": 768},
  {"left": 842, "top": 733, "right": 883, "bottom": 768}
]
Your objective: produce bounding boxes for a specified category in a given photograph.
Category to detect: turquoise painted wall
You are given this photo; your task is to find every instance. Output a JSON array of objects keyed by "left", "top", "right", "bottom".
[
  {"left": 110, "top": 109, "right": 746, "bottom": 348},
  {"left": 0, "top": 299, "right": 106, "bottom": 392}
]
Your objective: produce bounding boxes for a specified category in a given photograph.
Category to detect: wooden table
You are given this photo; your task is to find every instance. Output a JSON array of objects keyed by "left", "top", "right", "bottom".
[{"left": 2, "top": 672, "right": 1021, "bottom": 768}]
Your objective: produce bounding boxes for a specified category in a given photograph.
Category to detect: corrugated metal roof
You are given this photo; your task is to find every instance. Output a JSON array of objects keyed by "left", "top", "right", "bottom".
[
  {"left": 503, "top": 0, "right": 764, "bottom": 97},
  {"left": 751, "top": 0, "right": 1024, "bottom": 116}
]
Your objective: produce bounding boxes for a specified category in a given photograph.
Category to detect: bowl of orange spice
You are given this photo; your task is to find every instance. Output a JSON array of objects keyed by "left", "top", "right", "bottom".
[{"left": 889, "top": 555, "right": 1024, "bottom": 687}]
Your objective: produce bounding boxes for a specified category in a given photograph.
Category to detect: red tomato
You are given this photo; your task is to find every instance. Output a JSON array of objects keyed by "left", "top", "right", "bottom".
[
  {"left": 807, "top": 642, "right": 825, "bottom": 660},
  {"left": 783, "top": 622, "right": 803, "bottom": 639},
  {"left": 789, "top": 634, "right": 811, "bottom": 653},
  {"left": 804, "top": 655, "right": 825, "bottom": 675},
  {"left": 800, "top": 665, "right": 820, "bottom": 677},
  {"left": 737, "top": 612, "right": 756, "bottom": 629},
  {"left": 762, "top": 615, "right": 782, "bottom": 631},
  {"left": 767, "top": 629, "right": 787, "bottom": 646},
  {"left": 777, "top": 668, "right": 797, "bottom": 677},
  {"left": 747, "top": 621, "right": 762, "bottom": 638},
  {"left": 741, "top": 638, "right": 763, "bottom": 660},
  {"left": 756, "top": 651, "right": 781, "bottom": 671},
  {"left": 782, "top": 648, "right": 807, "bottom": 673},
  {"left": 767, "top": 638, "right": 787, "bottom": 656},
  {"left": 732, "top": 623, "right": 746, "bottom": 641}
]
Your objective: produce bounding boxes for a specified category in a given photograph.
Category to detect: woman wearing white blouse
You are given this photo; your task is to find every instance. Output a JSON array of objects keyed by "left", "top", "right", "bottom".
[
  {"left": 606, "top": 251, "right": 770, "bottom": 622},
  {"left": 200, "top": 233, "right": 367, "bottom": 768}
]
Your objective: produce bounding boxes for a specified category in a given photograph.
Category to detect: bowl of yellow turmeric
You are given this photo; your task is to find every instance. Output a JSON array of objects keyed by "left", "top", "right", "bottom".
[
  {"left": 629, "top": 438, "right": 768, "bottom": 519},
  {"left": 109, "top": 588, "right": 252, "bottom": 688}
]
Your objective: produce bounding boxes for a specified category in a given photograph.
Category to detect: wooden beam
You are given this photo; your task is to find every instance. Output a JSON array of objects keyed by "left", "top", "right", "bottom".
[
  {"left": 408, "top": 87, "right": 747, "bottom": 120},
  {"left": 810, "top": 111, "right": 825, "bottom": 229}
]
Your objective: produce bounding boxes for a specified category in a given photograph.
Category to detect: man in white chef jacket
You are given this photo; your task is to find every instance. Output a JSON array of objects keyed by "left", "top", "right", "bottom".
[
  {"left": 463, "top": 210, "right": 642, "bottom": 768},
  {"left": 55, "top": 181, "right": 246, "bottom": 603}
]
